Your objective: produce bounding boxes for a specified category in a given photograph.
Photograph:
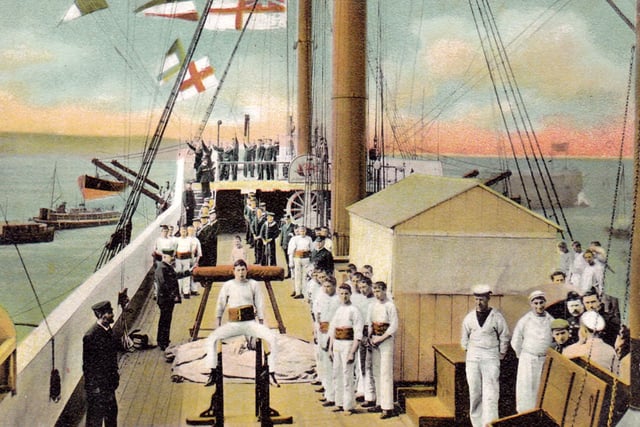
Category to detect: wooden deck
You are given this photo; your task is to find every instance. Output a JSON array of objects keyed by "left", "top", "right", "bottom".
[{"left": 112, "top": 234, "right": 414, "bottom": 426}]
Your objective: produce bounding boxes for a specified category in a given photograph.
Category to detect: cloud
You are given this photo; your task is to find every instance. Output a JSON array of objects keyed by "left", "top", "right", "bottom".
[{"left": 0, "top": 44, "right": 54, "bottom": 71}]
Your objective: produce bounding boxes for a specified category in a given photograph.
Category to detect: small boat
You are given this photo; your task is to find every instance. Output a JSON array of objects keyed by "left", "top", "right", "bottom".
[
  {"left": 0, "top": 222, "right": 54, "bottom": 245},
  {"left": 77, "top": 174, "right": 126, "bottom": 200},
  {"left": 33, "top": 203, "right": 120, "bottom": 230}
]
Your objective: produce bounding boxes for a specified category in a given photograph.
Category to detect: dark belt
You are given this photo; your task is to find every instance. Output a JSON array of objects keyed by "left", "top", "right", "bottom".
[
  {"left": 176, "top": 252, "right": 192, "bottom": 260},
  {"left": 319, "top": 322, "right": 329, "bottom": 334},
  {"left": 372, "top": 322, "right": 390, "bottom": 336},
  {"left": 228, "top": 305, "right": 255, "bottom": 322},
  {"left": 334, "top": 327, "right": 354, "bottom": 340},
  {"left": 294, "top": 250, "right": 310, "bottom": 258}
]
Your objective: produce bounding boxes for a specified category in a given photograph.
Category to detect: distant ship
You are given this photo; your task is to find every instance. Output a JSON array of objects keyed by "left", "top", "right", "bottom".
[
  {"left": 0, "top": 222, "right": 54, "bottom": 245},
  {"left": 33, "top": 203, "right": 120, "bottom": 230}
]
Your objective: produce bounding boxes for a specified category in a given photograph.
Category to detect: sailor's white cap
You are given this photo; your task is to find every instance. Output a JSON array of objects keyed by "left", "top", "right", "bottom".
[
  {"left": 528, "top": 290, "right": 546, "bottom": 302},
  {"left": 472, "top": 284, "right": 492, "bottom": 297},
  {"left": 581, "top": 311, "right": 605, "bottom": 332}
]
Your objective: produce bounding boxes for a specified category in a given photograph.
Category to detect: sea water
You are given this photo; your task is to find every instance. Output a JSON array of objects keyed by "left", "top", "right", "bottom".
[
  {"left": 0, "top": 149, "right": 634, "bottom": 340},
  {"left": 0, "top": 152, "right": 177, "bottom": 340}
]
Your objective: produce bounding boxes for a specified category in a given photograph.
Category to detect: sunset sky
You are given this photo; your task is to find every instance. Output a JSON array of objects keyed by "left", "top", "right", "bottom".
[{"left": 0, "top": 0, "right": 637, "bottom": 157}]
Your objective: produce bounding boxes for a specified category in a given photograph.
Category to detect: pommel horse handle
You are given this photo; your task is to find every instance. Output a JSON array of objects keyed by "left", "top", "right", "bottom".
[{"left": 190, "top": 265, "right": 286, "bottom": 340}]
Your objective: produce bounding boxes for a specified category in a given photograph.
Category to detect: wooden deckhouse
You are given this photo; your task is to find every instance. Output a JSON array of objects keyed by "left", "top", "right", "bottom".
[{"left": 346, "top": 174, "right": 562, "bottom": 382}]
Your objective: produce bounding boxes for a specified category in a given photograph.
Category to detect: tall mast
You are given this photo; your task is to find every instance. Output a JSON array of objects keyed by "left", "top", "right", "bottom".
[
  {"left": 331, "top": 0, "right": 367, "bottom": 255},
  {"left": 627, "top": 0, "right": 640, "bottom": 410},
  {"left": 296, "top": 0, "right": 312, "bottom": 156},
  {"left": 95, "top": 0, "right": 217, "bottom": 270}
]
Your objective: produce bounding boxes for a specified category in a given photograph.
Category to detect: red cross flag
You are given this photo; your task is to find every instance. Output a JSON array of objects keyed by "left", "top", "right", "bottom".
[
  {"left": 135, "top": 0, "right": 199, "bottom": 22},
  {"left": 178, "top": 57, "right": 219, "bottom": 100},
  {"left": 205, "top": 0, "right": 286, "bottom": 31}
]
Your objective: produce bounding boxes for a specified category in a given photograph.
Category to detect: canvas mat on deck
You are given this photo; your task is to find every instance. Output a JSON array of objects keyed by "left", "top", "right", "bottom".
[{"left": 167, "top": 333, "right": 316, "bottom": 384}]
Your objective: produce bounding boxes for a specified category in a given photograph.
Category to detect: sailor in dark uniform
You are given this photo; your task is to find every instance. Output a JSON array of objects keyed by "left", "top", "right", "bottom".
[
  {"left": 256, "top": 139, "right": 266, "bottom": 180},
  {"left": 243, "top": 141, "right": 257, "bottom": 177},
  {"left": 198, "top": 211, "right": 220, "bottom": 267},
  {"left": 83, "top": 300, "right": 120, "bottom": 427},
  {"left": 231, "top": 137, "right": 239, "bottom": 180},
  {"left": 263, "top": 139, "right": 275, "bottom": 180},
  {"left": 182, "top": 182, "right": 196, "bottom": 226},
  {"left": 279, "top": 214, "right": 295, "bottom": 277},
  {"left": 222, "top": 145, "right": 234, "bottom": 180},
  {"left": 311, "top": 236, "right": 334, "bottom": 275},
  {"left": 155, "top": 253, "right": 190, "bottom": 349},
  {"left": 251, "top": 206, "right": 266, "bottom": 264},
  {"left": 187, "top": 140, "right": 204, "bottom": 180},
  {"left": 244, "top": 196, "right": 257, "bottom": 247},
  {"left": 259, "top": 211, "right": 280, "bottom": 266}
]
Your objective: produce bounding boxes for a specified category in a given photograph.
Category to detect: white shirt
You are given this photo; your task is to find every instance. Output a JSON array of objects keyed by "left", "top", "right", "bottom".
[
  {"left": 215, "top": 278, "right": 265, "bottom": 320},
  {"left": 329, "top": 303, "right": 364, "bottom": 341},
  {"left": 367, "top": 298, "right": 399, "bottom": 339},
  {"left": 287, "top": 235, "right": 313, "bottom": 258},
  {"left": 461, "top": 309, "right": 511, "bottom": 361},
  {"left": 511, "top": 311, "right": 554, "bottom": 357}
]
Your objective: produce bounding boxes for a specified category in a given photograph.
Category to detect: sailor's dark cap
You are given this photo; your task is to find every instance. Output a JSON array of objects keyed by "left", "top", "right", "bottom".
[
  {"left": 160, "top": 224, "right": 169, "bottom": 230},
  {"left": 92, "top": 300, "right": 113, "bottom": 315}
]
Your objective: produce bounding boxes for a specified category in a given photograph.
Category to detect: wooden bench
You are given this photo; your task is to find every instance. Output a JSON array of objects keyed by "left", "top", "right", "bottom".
[
  {"left": 0, "top": 305, "right": 16, "bottom": 397},
  {"left": 490, "top": 349, "right": 609, "bottom": 426}
]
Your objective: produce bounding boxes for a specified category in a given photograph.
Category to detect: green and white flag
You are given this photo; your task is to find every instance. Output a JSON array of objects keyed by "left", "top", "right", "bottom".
[
  {"left": 62, "top": 0, "right": 109, "bottom": 22},
  {"left": 158, "top": 39, "right": 186, "bottom": 84}
]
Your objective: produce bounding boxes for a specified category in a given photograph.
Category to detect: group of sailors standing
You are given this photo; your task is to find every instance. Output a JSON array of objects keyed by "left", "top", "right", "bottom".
[
  {"left": 186, "top": 138, "right": 282, "bottom": 198},
  {"left": 462, "top": 266, "right": 626, "bottom": 427},
  {"left": 304, "top": 265, "right": 399, "bottom": 419}
]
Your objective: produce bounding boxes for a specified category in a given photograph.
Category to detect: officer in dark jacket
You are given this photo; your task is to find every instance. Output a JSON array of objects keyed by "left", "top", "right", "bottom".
[
  {"left": 311, "top": 236, "right": 334, "bottom": 275},
  {"left": 155, "top": 253, "right": 190, "bottom": 350},
  {"left": 198, "top": 211, "right": 220, "bottom": 267},
  {"left": 183, "top": 182, "right": 197, "bottom": 226},
  {"left": 259, "top": 211, "right": 280, "bottom": 266},
  {"left": 83, "top": 300, "right": 120, "bottom": 427},
  {"left": 279, "top": 214, "right": 295, "bottom": 278}
]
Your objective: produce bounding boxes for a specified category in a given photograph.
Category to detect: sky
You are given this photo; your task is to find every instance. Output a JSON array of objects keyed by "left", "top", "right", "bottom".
[{"left": 0, "top": 0, "right": 637, "bottom": 157}]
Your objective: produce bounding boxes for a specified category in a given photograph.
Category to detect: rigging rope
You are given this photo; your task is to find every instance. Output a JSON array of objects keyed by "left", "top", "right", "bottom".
[
  {"left": 194, "top": 1, "right": 260, "bottom": 141},
  {"left": 0, "top": 203, "right": 59, "bottom": 401},
  {"left": 482, "top": 0, "right": 573, "bottom": 239},
  {"left": 603, "top": 45, "right": 635, "bottom": 290}
]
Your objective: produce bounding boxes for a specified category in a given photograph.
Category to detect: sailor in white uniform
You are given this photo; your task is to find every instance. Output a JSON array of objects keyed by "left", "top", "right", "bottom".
[
  {"left": 287, "top": 225, "right": 313, "bottom": 298},
  {"left": 328, "top": 284, "right": 363, "bottom": 415},
  {"left": 203, "top": 260, "right": 278, "bottom": 386},
  {"left": 511, "top": 290, "right": 554, "bottom": 413},
  {"left": 461, "top": 285, "right": 510, "bottom": 427},
  {"left": 174, "top": 225, "right": 194, "bottom": 298},
  {"left": 366, "top": 281, "right": 398, "bottom": 419},
  {"left": 315, "top": 276, "right": 340, "bottom": 406}
]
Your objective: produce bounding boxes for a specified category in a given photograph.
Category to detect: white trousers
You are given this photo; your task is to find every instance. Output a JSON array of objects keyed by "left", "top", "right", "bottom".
[
  {"left": 466, "top": 359, "right": 500, "bottom": 427},
  {"left": 175, "top": 258, "right": 191, "bottom": 295},
  {"left": 204, "top": 320, "right": 278, "bottom": 373},
  {"left": 293, "top": 256, "right": 310, "bottom": 295},
  {"left": 332, "top": 339, "right": 356, "bottom": 410},
  {"left": 356, "top": 345, "right": 376, "bottom": 402},
  {"left": 318, "top": 332, "right": 335, "bottom": 401},
  {"left": 371, "top": 337, "right": 394, "bottom": 410},
  {"left": 516, "top": 351, "right": 546, "bottom": 413}
]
